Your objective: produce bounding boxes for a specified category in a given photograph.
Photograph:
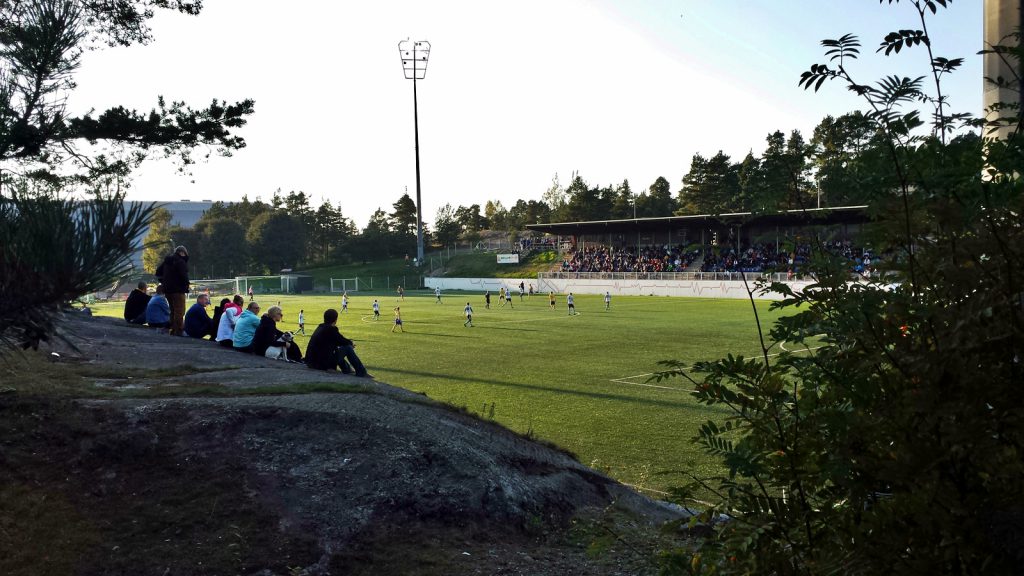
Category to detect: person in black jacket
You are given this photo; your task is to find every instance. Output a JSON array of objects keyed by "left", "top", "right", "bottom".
[
  {"left": 209, "top": 297, "right": 230, "bottom": 341},
  {"left": 306, "top": 309, "right": 370, "bottom": 377},
  {"left": 253, "top": 305, "right": 302, "bottom": 361},
  {"left": 155, "top": 245, "right": 190, "bottom": 336},
  {"left": 183, "top": 293, "right": 212, "bottom": 339},
  {"left": 123, "top": 281, "right": 150, "bottom": 324}
]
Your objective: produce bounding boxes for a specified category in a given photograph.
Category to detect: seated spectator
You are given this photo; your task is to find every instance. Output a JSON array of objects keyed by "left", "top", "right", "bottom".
[
  {"left": 145, "top": 284, "right": 171, "bottom": 330},
  {"left": 254, "top": 305, "right": 303, "bottom": 362},
  {"left": 209, "top": 297, "right": 231, "bottom": 341},
  {"left": 215, "top": 294, "right": 246, "bottom": 348},
  {"left": 232, "top": 301, "right": 262, "bottom": 353},
  {"left": 123, "top": 281, "right": 151, "bottom": 324},
  {"left": 306, "top": 308, "right": 371, "bottom": 377},
  {"left": 183, "top": 293, "right": 213, "bottom": 339}
]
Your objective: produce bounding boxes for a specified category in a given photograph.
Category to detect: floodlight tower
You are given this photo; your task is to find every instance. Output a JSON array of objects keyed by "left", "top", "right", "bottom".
[{"left": 399, "top": 39, "right": 431, "bottom": 266}]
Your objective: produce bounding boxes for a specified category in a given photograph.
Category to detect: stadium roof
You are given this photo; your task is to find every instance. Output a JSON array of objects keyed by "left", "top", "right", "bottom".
[{"left": 525, "top": 205, "right": 871, "bottom": 235}]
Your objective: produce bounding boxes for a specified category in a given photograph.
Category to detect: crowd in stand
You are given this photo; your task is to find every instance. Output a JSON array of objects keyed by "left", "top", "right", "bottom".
[
  {"left": 558, "top": 239, "right": 881, "bottom": 278},
  {"left": 122, "top": 245, "right": 372, "bottom": 378},
  {"left": 560, "top": 244, "right": 701, "bottom": 273}
]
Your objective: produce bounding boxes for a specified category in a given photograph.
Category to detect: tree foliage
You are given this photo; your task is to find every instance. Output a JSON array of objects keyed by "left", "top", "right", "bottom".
[
  {"left": 245, "top": 211, "right": 306, "bottom": 274},
  {"left": 141, "top": 205, "right": 172, "bottom": 273},
  {"left": 661, "top": 4, "right": 1023, "bottom": 574},
  {"left": 0, "top": 0, "right": 254, "bottom": 185}
]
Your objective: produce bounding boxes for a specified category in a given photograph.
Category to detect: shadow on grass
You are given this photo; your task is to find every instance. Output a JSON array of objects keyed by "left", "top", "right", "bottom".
[{"left": 379, "top": 367, "right": 719, "bottom": 411}]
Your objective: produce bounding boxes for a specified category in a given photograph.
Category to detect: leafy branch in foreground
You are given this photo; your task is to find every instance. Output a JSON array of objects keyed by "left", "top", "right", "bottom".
[{"left": 661, "top": 3, "right": 1024, "bottom": 575}]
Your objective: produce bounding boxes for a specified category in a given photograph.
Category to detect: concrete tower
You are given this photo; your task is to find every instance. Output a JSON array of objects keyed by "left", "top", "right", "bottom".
[{"left": 984, "top": 0, "right": 1023, "bottom": 138}]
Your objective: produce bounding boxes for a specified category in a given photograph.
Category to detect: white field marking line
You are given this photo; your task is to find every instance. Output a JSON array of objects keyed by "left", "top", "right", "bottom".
[
  {"left": 765, "top": 343, "right": 827, "bottom": 358},
  {"left": 610, "top": 372, "right": 694, "bottom": 392}
]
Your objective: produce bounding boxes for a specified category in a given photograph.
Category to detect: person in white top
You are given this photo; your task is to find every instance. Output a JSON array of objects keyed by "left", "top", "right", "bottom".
[
  {"left": 297, "top": 309, "right": 305, "bottom": 334},
  {"left": 341, "top": 292, "right": 349, "bottom": 313},
  {"left": 372, "top": 299, "right": 381, "bottom": 320},
  {"left": 216, "top": 295, "right": 245, "bottom": 347},
  {"left": 435, "top": 286, "right": 442, "bottom": 303},
  {"left": 567, "top": 293, "right": 576, "bottom": 315},
  {"left": 464, "top": 302, "right": 474, "bottom": 327},
  {"left": 604, "top": 291, "right": 611, "bottom": 310}
]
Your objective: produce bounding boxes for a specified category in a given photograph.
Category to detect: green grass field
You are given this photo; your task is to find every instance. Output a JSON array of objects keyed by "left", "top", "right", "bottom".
[{"left": 90, "top": 290, "right": 797, "bottom": 495}]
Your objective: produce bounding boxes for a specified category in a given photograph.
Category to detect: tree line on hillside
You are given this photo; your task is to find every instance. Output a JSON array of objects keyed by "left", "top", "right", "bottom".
[{"left": 146, "top": 110, "right": 939, "bottom": 276}]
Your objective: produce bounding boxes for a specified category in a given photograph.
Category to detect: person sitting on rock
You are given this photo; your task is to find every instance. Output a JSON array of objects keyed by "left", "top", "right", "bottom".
[
  {"left": 123, "top": 281, "right": 150, "bottom": 325},
  {"left": 209, "top": 297, "right": 231, "bottom": 341},
  {"left": 306, "top": 308, "right": 371, "bottom": 377},
  {"left": 144, "top": 284, "right": 171, "bottom": 331},
  {"left": 232, "top": 301, "right": 261, "bottom": 353},
  {"left": 183, "top": 293, "right": 213, "bottom": 339},
  {"left": 215, "top": 295, "right": 246, "bottom": 348},
  {"left": 253, "top": 305, "right": 302, "bottom": 362}
]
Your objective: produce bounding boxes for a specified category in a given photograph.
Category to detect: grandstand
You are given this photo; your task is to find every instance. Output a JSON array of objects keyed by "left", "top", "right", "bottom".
[{"left": 527, "top": 205, "right": 876, "bottom": 281}]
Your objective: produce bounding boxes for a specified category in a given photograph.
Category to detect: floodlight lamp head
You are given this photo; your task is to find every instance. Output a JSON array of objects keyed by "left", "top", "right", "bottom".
[{"left": 398, "top": 39, "right": 431, "bottom": 80}]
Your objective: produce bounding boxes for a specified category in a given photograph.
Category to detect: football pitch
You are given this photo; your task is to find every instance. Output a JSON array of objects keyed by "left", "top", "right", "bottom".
[{"left": 92, "top": 290, "right": 803, "bottom": 494}]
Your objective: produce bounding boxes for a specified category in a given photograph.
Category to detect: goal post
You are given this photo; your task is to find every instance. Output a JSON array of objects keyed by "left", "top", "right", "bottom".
[
  {"left": 235, "top": 275, "right": 288, "bottom": 296},
  {"left": 330, "top": 278, "right": 360, "bottom": 293},
  {"left": 189, "top": 278, "right": 239, "bottom": 298}
]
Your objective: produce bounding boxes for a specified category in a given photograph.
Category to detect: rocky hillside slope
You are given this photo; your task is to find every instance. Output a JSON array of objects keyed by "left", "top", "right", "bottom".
[{"left": 1, "top": 314, "right": 691, "bottom": 575}]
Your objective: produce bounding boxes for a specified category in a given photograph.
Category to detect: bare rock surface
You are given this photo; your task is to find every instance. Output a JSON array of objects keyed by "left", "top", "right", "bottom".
[{"left": 1, "top": 314, "right": 689, "bottom": 575}]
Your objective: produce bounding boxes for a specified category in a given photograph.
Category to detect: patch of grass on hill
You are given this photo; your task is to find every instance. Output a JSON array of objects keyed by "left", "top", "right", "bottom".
[
  {"left": 441, "top": 250, "right": 560, "bottom": 278},
  {"left": 297, "top": 257, "right": 424, "bottom": 290}
]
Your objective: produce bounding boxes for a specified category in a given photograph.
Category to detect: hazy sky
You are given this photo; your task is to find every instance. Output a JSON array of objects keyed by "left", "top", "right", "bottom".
[{"left": 70, "top": 0, "right": 982, "bottom": 228}]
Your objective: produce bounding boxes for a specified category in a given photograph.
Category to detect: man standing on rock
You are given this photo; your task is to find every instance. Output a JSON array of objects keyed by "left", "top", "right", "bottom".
[{"left": 156, "top": 245, "right": 190, "bottom": 336}]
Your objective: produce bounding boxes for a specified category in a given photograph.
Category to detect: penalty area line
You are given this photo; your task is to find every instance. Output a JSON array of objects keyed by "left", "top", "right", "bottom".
[{"left": 610, "top": 373, "right": 693, "bottom": 392}]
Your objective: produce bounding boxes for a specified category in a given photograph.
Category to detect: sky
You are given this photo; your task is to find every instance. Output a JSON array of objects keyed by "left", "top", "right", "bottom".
[{"left": 69, "top": 0, "right": 983, "bottom": 228}]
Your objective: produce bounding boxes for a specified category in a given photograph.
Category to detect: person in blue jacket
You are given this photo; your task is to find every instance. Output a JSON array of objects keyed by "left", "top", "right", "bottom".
[
  {"left": 145, "top": 284, "right": 171, "bottom": 330},
  {"left": 232, "top": 301, "right": 262, "bottom": 353},
  {"left": 183, "top": 293, "right": 212, "bottom": 339}
]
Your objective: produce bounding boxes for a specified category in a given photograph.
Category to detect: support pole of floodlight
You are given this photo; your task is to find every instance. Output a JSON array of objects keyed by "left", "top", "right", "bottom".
[{"left": 399, "top": 39, "right": 431, "bottom": 267}]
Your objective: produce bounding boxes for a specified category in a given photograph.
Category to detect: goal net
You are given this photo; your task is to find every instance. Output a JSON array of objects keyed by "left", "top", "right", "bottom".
[
  {"left": 235, "top": 276, "right": 289, "bottom": 296},
  {"left": 330, "top": 278, "right": 360, "bottom": 293},
  {"left": 189, "top": 278, "right": 238, "bottom": 298}
]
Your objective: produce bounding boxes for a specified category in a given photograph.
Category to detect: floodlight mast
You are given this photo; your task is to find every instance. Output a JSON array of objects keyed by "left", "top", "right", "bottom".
[{"left": 399, "top": 39, "right": 431, "bottom": 267}]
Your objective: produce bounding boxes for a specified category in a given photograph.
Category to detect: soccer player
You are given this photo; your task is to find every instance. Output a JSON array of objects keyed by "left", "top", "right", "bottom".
[
  {"left": 529, "top": 283, "right": 534, "bottom": 297},
  {"left": 498, "top": 287, "right": 506, "bottom": 307},
  {"left": 397, "top": 285, "right": 405, "bottom": 301},
  {"left": 341, "top": 292, "right": 349, "bottom": 313},
  {"left": 604, "top": 291, "right": 611, "bottom": 310},
  {"left": 391, "top": 306, "right": 404, "bottom": 332},
  {"left": 297, "top": 309, "right": 306, "bottom": 335},
  {"left": 372, "top": 299, "right": 381, "bottom": 320},
  {"left": 548, "top": 291, "right": 556, "bottom": 310},
  {"left": 567, "top": 292, "right": 576, "bottom": 315},
  {"left": 518, "top": 281, "right": 525, "bottom": 301},
  {"left": 435, "top": 286, "right": 442, "bottom": 303},
  {"left": 484, "top": 291, "right": 491, "bottom": 309},
  {"left": 247, "top": 285, "right": 254, "bottom": 302},
  {"left": 464, "top": 302, "right": 474, "bottom": 327}
]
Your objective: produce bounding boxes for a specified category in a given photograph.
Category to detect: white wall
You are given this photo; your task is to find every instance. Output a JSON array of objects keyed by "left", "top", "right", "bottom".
[{"left": 424, "top": 277, "right": 812, "bottom": 300}]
